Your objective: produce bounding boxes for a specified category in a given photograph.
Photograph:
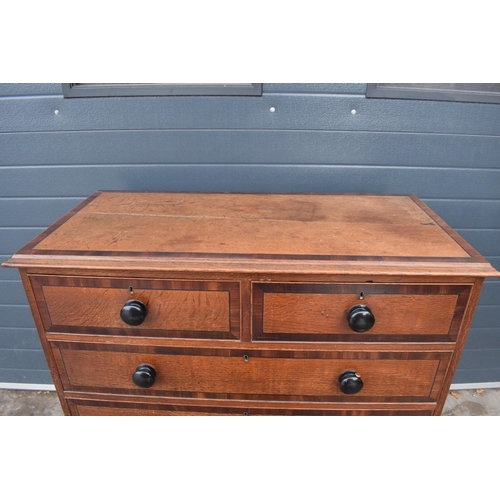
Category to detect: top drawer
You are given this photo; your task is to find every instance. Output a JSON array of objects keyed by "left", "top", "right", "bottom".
[
  {"left": 253, "top": 282, "right": 471, "bottom": 342},
  {"left": 31, "top": 276, "right": 240, "bottom": 340}
]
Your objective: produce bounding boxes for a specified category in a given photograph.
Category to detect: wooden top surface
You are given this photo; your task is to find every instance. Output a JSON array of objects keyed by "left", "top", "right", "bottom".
[{"left": 4, "top": 191, "right": 499, "bottom": 276}]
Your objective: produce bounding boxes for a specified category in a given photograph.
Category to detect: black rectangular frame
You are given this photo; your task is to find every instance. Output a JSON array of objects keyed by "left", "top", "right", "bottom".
[
  {"left": 62, "top": 83, "right": 262, "bottom": 97},
  {"left": 366, "top": 83, "right": 500, "bottom": 104}
]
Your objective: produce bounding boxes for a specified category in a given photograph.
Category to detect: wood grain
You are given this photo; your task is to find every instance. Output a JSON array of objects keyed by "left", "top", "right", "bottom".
[
  {"left": 33, "top": 211, "right": 470, "bottom": 258},
  {"left": 5, "top": 192, "right": 498, "bottom": 277},
  {"left": 31, "top": 275, "right": 240, "bottom": 339},
  {"left": 75, "top": 406, "right": 241, "bottom": 416},
  {"left": 8, "top": 255, "right": 498, "bottom": 277},
  {"left": 18, "top": 270, "right": 71, "bottom": 415},
  {"left": 81, "top": 192, "right": 436, "bottom": 224},
  {"left": 44, "top": 287, "right": 229, "bottom": 331},
  {"left": 4, "top": 192, "right": 497, "bottom": 416},
  {"left": 64, "top": 391, "right": 437, "bottom": 413},
  {"left": 254, "top": 282, "right": 469, "bottom": 341},
  {"left": 264, "top": 293, "right": 455, "bottom": 334},
  {"left": 62, "top": 392, "right": 436, "bottom": 416},
  {"left": 70, "top": 401, "right": 433, "bottom": 416},
  {"left": 434, "top": 277, "right": 486, "bottom": 414},
  {"left": 46, "top": 331, "right": 458, "bottom": 351},
  {"left": 52, "top": 342, "right": 451, "bottom": 402}
]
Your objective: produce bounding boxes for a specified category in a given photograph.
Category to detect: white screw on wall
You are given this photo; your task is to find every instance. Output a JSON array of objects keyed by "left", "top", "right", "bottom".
[
  {"left": 270, "top": 107, "right": 276, "bottom": 113},
  {"left": 351, "top": 109, "right": 356, "bottom": 115},
  {"left": 54, "top": 110, "right": 60, "bottom": 115}
]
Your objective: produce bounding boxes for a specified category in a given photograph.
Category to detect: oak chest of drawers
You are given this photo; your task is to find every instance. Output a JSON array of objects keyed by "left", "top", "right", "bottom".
[{"left": 4, "top": 191, "right": 499, "bottom": 416}]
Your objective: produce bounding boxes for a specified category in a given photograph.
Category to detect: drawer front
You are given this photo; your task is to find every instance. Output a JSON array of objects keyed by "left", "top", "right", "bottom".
[
  {"left": 253, "top": 283, "right": 471, "bottom": 342},
  {"left": 51, "top": 341, "right": 451, "bottom": 403},
  {"left": 70, "top": 401, "right": 244, "bottom": 416},
  {"left": 32, "top": 276, "right": 240, "bottom": 339},
  {"left": 66, "top": 396, "right": 434, "bottom": 416}
]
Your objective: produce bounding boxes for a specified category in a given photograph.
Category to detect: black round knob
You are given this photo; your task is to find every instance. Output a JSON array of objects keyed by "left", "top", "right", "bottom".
[
  {"left": 347, "top": 304, "right": 375, "bottom": 332},
  {"left": 120, "top": 299, "right": 148, "bottom": 326},
  {"left": 338, "top": 370, "right": 363, "bottom": 395},
  {"left": 132, "top": 364, "right": 157, "bottom": 388}
]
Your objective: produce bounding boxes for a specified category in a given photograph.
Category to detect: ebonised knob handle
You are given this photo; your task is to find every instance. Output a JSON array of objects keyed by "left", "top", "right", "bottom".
[
  {"left": 120, "top": 299, "right": 148, "bottom": 326},
  {"left": 338, "top": 370, "right": 363, "bottom": 395},
  {"left": 132, "top": 364, "right": 157, "bottom": 388},
  {"left": 347, "top": 304, "right": 375, "bottom": 332}
]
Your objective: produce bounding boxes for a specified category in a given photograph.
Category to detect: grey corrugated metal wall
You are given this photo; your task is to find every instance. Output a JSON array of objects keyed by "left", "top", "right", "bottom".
[{"left": 0, "top": 83, "right": 499, "bottom": 386}]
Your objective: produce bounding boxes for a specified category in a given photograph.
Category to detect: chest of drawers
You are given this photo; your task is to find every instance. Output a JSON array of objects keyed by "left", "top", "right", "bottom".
[{"left": 4, "top": 192, "right": 499, "bottom": 416}]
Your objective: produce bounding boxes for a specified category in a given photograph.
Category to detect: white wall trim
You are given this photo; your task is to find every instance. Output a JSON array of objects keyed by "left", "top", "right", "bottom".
[
  {"left": 450, "top": 382, "right": 500, "bottom": 390},
  {"left": 0, "top": 383, "right": 56, "bottom": 391}
]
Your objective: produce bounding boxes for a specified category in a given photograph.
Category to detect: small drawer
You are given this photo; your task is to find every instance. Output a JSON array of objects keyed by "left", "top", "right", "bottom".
[
  {"left": 32, "top": 275, "right": 240, "bottom": 339},
  {"left": 253, "top": 282, "right": 471, "bottom": 342},
  {"left": 51, "top": 341, "right": 451, "bottom": 403}
]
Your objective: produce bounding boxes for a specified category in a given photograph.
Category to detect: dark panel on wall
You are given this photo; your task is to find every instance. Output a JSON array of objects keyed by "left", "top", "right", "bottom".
[
  {"left": 0, "top": 82, "right": 499, "bottom": 386},
  {"left": 0, "top": 305, "right": 36, "bottom": 329},
  {"left": 424, "top": 200, "right": 500, "bottom": 229},
  {"left": 63, "top": 83, "right": 262, "bottom": 97},
  {"left": 452, "top": 368, "right": 500, "bottom": 385},
  {"left": 0, "top": 280, "right": 27, "bottom": 305},
  {"left": 1, "top": 165, "right": 499, "bottom": 199},
  {"left": 0, "top": 198, "right": 85, "bottom": 227},
  {"left": 2, "top": 94, "right": 500, "bottom": 135},
  {"left": 487, "top": 258, "right": 500, "bottom": 271},
  {"left": 477, "top": 281, "right": 500, "bottom": 306},
  {"left": 0, "top": 261, "right": 21, "bottom": 280},
  {"left": 465, "top": 329, "right": 500, "bottom": 349},
  {"left": 263, "top": 83, "right": 367, "bottom": 94},
  {"left": 0, "top": 348, "right": 47, "bottom": 370},
  {"left": 2, "top": 130, "right": 499, "bottom": 168},
  {"left": 470, "top": 306, "right": 500, "bottom": 329},
  {"left": 0, "top": 229, "right": 45, "bottom": 256},
  {"left": 0, "top": 83, "right": 62, "bottom": 96},
  {"left": 0, "top": 328, "right": 41, "bottom": 350},
  {"left": 0, "top": 369, "right": 54, "bottom": 384},
  {"left": 457, "top": 348, "right": 500, "bottom": 371},
  {"left": 455, "top": 230, "right": 500, "bottom": 257},
  {"left": 0, "top": 83, "right": 366, "bottom": 98}
]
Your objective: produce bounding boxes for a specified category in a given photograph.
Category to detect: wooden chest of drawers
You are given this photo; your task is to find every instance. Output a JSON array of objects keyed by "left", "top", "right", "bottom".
[{"left": 4, "top": 192, "right": 499, "bottom": 416}]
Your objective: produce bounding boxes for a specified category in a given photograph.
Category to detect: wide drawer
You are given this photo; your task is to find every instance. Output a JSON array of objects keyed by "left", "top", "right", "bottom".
[
  {"left": 51, "top": 341, "right": 451, "bottom": 403},
  {"left": 66, "top": 395, "right": 435, "bottom": 416},
  {"left": 253, "top": 282, "right": 471, "bottom": 342},
  {"left": 31, "top": 275, "right": 240, "bottom": 339}
]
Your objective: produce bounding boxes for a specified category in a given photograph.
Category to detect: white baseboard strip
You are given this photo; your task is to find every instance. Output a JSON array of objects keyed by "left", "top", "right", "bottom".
[
  {"left": 0, "top": 383, "right": 56, "bottom": 391},
  {"left": 450, "top": 382, "right": 500, "bottom": 390}
]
